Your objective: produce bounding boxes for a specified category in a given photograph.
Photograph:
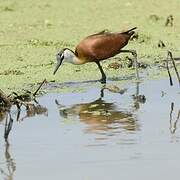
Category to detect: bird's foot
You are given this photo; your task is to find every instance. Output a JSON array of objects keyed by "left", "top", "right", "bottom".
[
  {"left": 99, "top": 78, "right": 106, "bottom": 84},
  {"left": 131, "top": 50, "right": 140, "bottom": 80}
]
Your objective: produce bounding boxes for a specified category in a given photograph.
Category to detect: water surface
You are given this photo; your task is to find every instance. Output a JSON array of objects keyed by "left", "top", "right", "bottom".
[{"left": 0, "top": 78, "right": 180, "bottom": 180}]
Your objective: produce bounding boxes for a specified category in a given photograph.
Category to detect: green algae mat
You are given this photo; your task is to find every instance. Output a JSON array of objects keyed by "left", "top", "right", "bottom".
[{"left": 0, "top": 0, "right": 180, "bottom": 92}]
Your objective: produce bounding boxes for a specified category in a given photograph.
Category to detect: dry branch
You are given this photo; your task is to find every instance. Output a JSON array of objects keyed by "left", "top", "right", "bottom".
[
  {"left": 168, "top": 51, "right": 180, "bottom": 86},
  {"left": 0, "top": 79, "right": 46, "bottom": 109},
  {"left": 33, "top": 79, "right": 46, "bottom": 97},
  {"left": 166, "top": 52, "right": 173, "bottom": 86}
]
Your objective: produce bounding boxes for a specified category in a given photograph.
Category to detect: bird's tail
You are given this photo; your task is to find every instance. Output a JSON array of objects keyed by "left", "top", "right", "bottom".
[{"left": 122, "top": 27, "right": 137, "bottom": 34}]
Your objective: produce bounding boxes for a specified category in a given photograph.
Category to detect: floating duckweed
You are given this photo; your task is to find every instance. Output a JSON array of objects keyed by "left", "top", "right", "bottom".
[
  {"left": 0, "top": 0, "right": 180, "bottom": 92},
  {"left": 2, "top": 6, "right": 14, "bottom": 12},
  {"left": 0, "top": 70, "right": 24, "bottom": 75},
  {"left": 138, "top": 33, "right": 152, "bottom": 43},
  {"left": 27, "top": 39, "right": 73, "bottom": 48},
  {"left": 149, "top": 14, "right": 161, "bottom": 22}
]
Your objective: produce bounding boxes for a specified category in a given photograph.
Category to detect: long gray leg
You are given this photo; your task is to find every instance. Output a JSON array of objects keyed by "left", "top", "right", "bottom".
[
  {"left": 95, "top": 61, "right": 106, "bottom": 84},
  {"left": 120, "top": 50, "right": 139, "bottom": 80}
]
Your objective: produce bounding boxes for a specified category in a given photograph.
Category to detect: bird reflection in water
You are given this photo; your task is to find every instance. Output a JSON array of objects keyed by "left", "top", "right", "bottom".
[{"left": 56, "top": 86, "right": 140, "bottom": 135}]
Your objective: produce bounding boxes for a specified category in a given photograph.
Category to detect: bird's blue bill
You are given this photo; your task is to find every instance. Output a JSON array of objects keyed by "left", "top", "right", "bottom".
[{"left": 53, "top": 60, "right": 62, "bottom": 75}]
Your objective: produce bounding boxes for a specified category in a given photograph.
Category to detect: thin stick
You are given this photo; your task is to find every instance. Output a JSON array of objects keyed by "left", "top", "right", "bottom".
[
  {"left": 177, "top": 110, "right": 180, "bottom": 120},
  {"left": 33, "top": 79, "right": 46, "bottom": 97},
  {"left": 168, "top": 51, "right": 180, "bottom": 86},
  {"left": 169, "top": 102, "right": 174, "bottom": 134},
  {"left": 166, "top": 52, "right": 173, "bottom": 86},
  {"left": 4, "top": 113, "right": 13, "bottom": 142},
  {"left": 170, "top": 102, "right": 174, "bottom": 122},
  {"left": 172, "top": 109, "right": 180, "bottom": 134}
]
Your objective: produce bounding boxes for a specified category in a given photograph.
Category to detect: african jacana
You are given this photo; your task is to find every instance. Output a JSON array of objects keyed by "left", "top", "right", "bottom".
[
  {"left": 55, "top": 88, "right": 136, "bottom": 132},
  {"left": 53, "top": 27, "right": 139, "bottom": 83}
]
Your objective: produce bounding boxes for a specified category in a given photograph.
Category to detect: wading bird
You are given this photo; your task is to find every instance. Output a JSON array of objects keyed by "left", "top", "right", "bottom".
[{"left": 53, "top": 27, "right": 139, "bottom": 83}]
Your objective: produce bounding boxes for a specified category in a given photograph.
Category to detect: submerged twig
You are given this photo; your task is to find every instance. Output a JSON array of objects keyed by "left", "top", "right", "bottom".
[
  {"left": 169, "top": 102, "right": 180, "bottom": 134},
  {"left": 4, "top": 113, "right": 13, "bottom": 142},
  {"left": 166, "top": 52, "right": 173, "bottom": 86},
  {"left": 168, "top": 51, "right": 180, "bottom": 86},
  {"left": 177, "top": 110, "right": 180, "bottom": 120},
  {"left": 169, "top": 102, "right": 174, "bottom": 134},
  {"left": 170, "top": 102, "right": 174, "bottom": 123},
  {"left": 172, "top": 112, "right": 180, "bottom": 134}
]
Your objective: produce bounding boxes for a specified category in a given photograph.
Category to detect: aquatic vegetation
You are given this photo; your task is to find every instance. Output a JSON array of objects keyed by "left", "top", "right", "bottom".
[
  {"left": 0, "top": 0, "right": 179, "bottom": 92},
  {"left": 0, "top": 69, "right": 24, "bottom": 75}
]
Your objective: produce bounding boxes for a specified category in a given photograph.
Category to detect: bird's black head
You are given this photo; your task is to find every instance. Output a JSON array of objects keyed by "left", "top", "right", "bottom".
[{"left": 53, "top": 49, "right": 65, "bottom": 75}]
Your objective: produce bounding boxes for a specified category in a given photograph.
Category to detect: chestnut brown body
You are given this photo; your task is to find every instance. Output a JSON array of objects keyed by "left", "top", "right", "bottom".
[{"left": 75, "top": 28, "right": 136, "bottom": 63}]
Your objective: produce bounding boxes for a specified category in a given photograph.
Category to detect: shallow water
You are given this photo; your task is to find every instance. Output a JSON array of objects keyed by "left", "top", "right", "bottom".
[{"left": 0, "top": 78, "right": 180, "bottom": 180}]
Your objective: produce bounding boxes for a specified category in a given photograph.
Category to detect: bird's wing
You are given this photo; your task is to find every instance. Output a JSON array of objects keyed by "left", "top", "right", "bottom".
[
  {"left": 121, "top": 27, "right": 137, "bottom": 34},
  {"left": 86, "top": 29, "right": 111, "bottom": 38},
  {"left": 90, "top": 34, "right": 129, "bottom": 60},
  {"left": 75, "top": 33, "right": 129, "bottom": 61}
]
